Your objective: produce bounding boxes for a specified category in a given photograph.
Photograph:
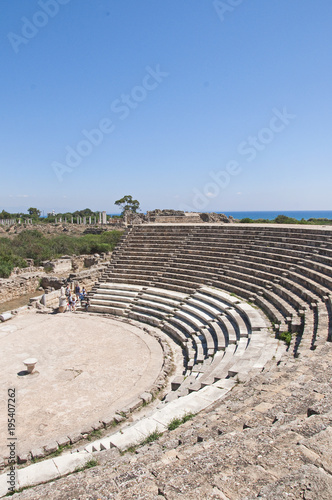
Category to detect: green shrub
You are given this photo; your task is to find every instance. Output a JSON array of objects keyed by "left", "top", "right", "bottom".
[
  {"left": 274, "top": 215, "right": 299, "bottom": 224},
  {"left": 74, "top": 458, "right": 98, "bottom": 472},
  {"left": 168, "top": 413, "right": 194, "bottom": 431},
  {"left": 0, "top": 245, "right": 27, "bottom": 278},
  {"left": 87, "top": 429, "right": 102, "bottom": 441},
  {"left": 279, "top": 331, "right": 292, "bottom": 346},
  {"left": 168, "top": 417, "right": 182, "bottom": 431},
  {"left": 0, "top": 230, "right": 123, "bottom": 271},
  {"left": 141, "top": 430, "right": 163, "bottom": 445},
  {"left": 0, "top": 261, "right": 13, "bottom": 278}
]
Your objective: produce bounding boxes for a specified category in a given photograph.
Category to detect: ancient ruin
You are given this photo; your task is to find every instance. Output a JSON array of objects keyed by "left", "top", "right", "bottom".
[{"left": 0, "top": 222, "right": 331, "bottom": 499}]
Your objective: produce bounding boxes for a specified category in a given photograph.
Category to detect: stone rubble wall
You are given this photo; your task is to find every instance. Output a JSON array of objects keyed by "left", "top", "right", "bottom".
[
  {"left": 42, "top": 258, "right": 72, "bottom": 274},
  {"left": 148, "top": 215, "right": 203, "bottom": 223},
  {"left": 0, "top": 222, "right": 125, "bottom": 239},
  {"left": 0, "top": 254, "right": 112, "bottom": 307},
  {"left": 125, "top": 210, "right": 236, "bottom": 224},
  {"left": 0, "top": 273, "right": 43, "bottom": 305}
]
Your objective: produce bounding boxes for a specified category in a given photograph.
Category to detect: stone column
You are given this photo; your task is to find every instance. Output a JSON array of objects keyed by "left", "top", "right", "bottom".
[
  {"left": 99, "top": 212, "right": 102, "bottom": 224},
  {"left": 102, "top": 211, "right": 107, "bottom": 224},
  {"left": 89, "top": 216, "right": 91, "bottom": 224}
]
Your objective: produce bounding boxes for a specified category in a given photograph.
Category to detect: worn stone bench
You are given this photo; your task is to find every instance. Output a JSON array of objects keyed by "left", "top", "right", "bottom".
[
  {"left": 94, "top": 224, "right": 331, "bottom": 367},
  {"left": 208, "top": 321, "right": 227, "bottom": 350},
  {"left": 88, "top": 304, "right": 127, "bottom": 315},
  {"left": 143, "top": 287, "right": 188, "bottom": 301},
  {"left": 216, "top": 259, "right": 322, "bottom": 305},
  {"left": 214, "top": 273, "right": 299, "bottom": 323}
]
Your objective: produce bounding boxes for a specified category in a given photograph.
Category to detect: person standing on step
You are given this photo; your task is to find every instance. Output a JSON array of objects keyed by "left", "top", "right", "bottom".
[
  {"left": 75, "top": 283, "right": 80, "bottom": 296},
  {"left": 68, "top": 292, "right": 73, "bottom": 312}
]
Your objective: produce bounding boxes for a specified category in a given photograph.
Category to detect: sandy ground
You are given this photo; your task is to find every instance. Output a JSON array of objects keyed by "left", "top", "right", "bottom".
[{"left": 0, "top": 310, "right": 163, "bottom": 457}]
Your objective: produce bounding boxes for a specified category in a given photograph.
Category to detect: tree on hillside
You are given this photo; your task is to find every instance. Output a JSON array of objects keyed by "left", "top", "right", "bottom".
[
  {"left": 0, "top": 210, "right": 11, "bottom": 219},
  {"left": 72, "top": 208, "right": 97, "bottom": 217},
  {"left": 28, "top": 207, "right": 41, "bottom": 219},
  {"left": 114, "top": 195, "right": 140, "bottom": 215},
  {"left": 274, "top": 214, "right": 298, "bottom": 224}
]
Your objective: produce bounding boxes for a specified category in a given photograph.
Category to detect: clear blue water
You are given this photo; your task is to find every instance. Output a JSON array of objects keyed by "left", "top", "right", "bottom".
[
  {"left": 220, "top": 211, "right": 332, "bottom": 221},
  {"left": 108, "top": 210, "right": 332, "bottom": 221}
]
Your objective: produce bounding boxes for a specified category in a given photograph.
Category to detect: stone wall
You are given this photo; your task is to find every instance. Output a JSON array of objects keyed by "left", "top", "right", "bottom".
[
  {"left": 0, "top": 272, "right": 43, "bottom": 305},
  {"left": 28, "top": 290, "right": 61, "bottom": 309},
  {"left": 43, "top": 258, "right": 72, "bottom": 274},
  {"left": 125, "top": 210, "right": 236, "bottom": 224},
  {"left": 40, "top": 264, "right": 108, "bottom": 293},
  {"left": 0, "top": 223, "right": 124, "bottom": 239},
  {"left": 149, "top": 215, "right": 203, "bottom": 223},
  {"left": 0, "top": 254, "right": 111, "bottom": 308}
]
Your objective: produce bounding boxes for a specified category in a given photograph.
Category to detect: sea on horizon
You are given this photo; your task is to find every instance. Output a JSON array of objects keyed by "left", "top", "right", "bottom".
[
  {"left": 220, "top": 210, "right": 332, "bottom": 221},
  {"left": 108, "top": 210, "right": 332, "bottom": 221}
]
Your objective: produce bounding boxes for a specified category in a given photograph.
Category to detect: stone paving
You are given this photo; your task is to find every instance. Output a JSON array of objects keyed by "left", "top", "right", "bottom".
[{"left": 0, "top": 310, "right": 163, "bottom": 459}]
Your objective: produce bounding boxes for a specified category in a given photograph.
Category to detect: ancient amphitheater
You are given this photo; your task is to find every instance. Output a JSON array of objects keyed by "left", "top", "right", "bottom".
[{"left": 1, "top": 222, "right": 332, "bottom": 499}]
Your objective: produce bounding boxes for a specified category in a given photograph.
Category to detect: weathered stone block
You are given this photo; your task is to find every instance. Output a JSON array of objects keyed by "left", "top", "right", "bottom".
[
  {"left": 43, "top": 442, "right": 59, "bottom": 455},
  {"left": 31, "top": 447, "right": 45, "bottom": 459},
  {"left": 101, "top": 415, "right": 116, "bottom": 427},
  {"left": 91, "top": 420, "right": 104, "bottom": 431},
  {"left": 17, "top": 454, "right": 29, "bottom": 464},
  {"left": 68, "top": 433, "right": 82, "bottom": 444},
  {"left": 128, "top": 398, "right": 142, "bottom": 412},
  {"left": 114, "top": 413, "right": 126, "bottom": 424},
  {"left": 140, "top": 392, "right": 153, "bottom": 404}
]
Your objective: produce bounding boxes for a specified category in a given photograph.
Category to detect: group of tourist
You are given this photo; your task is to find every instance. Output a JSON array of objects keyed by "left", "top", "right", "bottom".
[{"left": 62, "top": 284, "right": 90, "bottom": 312}]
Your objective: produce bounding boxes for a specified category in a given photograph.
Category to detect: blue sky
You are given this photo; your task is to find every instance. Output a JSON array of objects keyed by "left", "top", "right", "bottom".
[{"left": 1, "top": 0, "right": 331, "bottom": 214}]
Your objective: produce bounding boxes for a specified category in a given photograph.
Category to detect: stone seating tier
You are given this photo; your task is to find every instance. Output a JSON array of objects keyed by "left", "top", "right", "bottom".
[
  {"left": 112, "top": 238, "right": 332, "bottom": 290},
  {"left": 94, "top": 224, "right": 332, "bottom": 362},
  {"left": 219, "top": 266, "right": 309, "bottom": 310},
  {"left": 89, "top": 284, "right": 271, "bottom": 384},
  {"left": 193, "top": 253, "right": 331, "bottom": 303},
  {"left": 188, "top": 233, "right": 332, "bottom": 248},
  {"left": 221, "top": 255, "right": 332, "bottom": 297},
  {"left": 215, "top": 273, "right": 299, "bottom": 321},
  {"left": 175, "top": 253, "right": 331, "bottom": 300}
]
